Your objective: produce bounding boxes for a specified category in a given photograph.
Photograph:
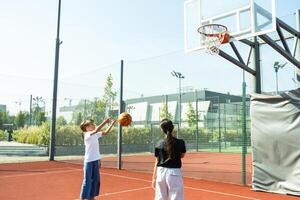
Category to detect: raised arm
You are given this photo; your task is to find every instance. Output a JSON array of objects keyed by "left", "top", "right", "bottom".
[
  {"left": 90, "top": 117, "right": 110, "bottom": 136},
  {"left": 102, "top": 119, "right": 117, "bottom": 136}
]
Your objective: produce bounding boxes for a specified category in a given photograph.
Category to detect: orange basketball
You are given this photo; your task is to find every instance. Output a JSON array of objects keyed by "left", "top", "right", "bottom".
[
  {"left": 117, "top": 112, "right": 132, "bottom": 126},
  {"left": 221, "top": 32, "right": 231, "bottom": 44}
]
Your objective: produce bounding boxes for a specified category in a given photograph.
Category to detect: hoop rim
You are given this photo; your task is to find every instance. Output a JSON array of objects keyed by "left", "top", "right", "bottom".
[{"left": 197, "top": 24, "right": 228, "bottom": 38}]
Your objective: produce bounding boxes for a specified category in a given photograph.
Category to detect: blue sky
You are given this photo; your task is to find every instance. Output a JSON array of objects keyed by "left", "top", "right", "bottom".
[{"left": 0, "top": 0, "right": 299, "bottom": 114}]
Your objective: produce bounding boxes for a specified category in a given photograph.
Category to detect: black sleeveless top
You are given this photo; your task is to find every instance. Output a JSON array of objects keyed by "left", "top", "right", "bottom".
[{"left": 154, "top": 138, "right": 186, "bottom": 168}]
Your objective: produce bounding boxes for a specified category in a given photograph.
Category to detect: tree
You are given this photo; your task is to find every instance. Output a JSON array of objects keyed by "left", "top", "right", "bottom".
[
  {"left": 71, "top": 99, "right": 95, "bottom": 124},
  {"left": 0, "top": 111, "right": 7, "bottom": 129},
  {"left": 72, "top": 112, "right": 83, "bottom": 126},
  {"left": 86, "top": 74, "right": 117, "bottom": 123},
  {"left": 159, "top": 100, "right": 173, "bottom": 121},
  {"left": 14, "top": 111, "right": 29, "bottom": 128},
  {"left": 57, "top": 116, "right": 67, "bottom": 127},
  {"left": 34, "top": 111, "right": 46, "bottom": 125},
  {"left": 32, "top": 96, "right": 46, "bottom": 125},
  {"left": 0, "top": 111, "right": 12, "bottom": 129},
  {"left": 103, "top": 74, "right": 117, "bottom": 112},
  {"left": 159, "top": 104, "right": 173, "bottom": 121},
  {"left": 94, "top": 98, "right": 106, "bottom": 123},
  {"left": 186, "top": 102, "right": 197, "bottom": 127},
  {"left": 71, "top": 74, "right": 117, "bottom": 124}
]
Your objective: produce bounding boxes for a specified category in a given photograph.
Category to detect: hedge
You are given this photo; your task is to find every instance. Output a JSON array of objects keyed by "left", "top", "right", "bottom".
[
  {"left": 0, "top": 130, "right": 6, "bottom": 141},
  {"left": 13, "top": 124, "right": 248, "bottom": 146}
]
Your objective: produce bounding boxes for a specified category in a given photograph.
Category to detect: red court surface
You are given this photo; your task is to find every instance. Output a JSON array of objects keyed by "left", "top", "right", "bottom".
[
  {"left": 101, "top": 152, "right": 253, "bottom": 185},
  {"left": 0, "top": 161, "right": 299, "bottom": 200}
]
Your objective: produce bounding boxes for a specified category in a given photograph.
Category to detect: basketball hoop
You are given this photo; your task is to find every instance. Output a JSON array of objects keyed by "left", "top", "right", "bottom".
[{"left": 197, "top": 24, "right": 230, "bottom": 55}]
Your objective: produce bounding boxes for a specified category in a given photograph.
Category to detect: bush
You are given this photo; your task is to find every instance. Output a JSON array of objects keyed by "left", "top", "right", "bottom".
[
  {"left": 122, "top": 127, "right": 151, "bottom": 144},
  {"left": 12, "top": 122, "right": 249, "bottom": 147},
  {"left": 13, "top": 122, "right": 50, "bottom": 145},
  {"left": 39, "top": 122, "right": 50, "bottom": 145},
  {"left": 0, "top": 130, "right": 6, "bottom": 141},
  {"left": 100, "top": 127, "right": 151, "bottom": 145},
  {"left": 14, "top": 126, "right": 39, "bottom": 145},
  {"left": 100, "top": 128, "right": 117, "bottom": 145},
  {"left": 13, "top": 123, "right": 83, "bottom": 146},
  {"left": 56, "top": 125, "right": 83, "bottom": 146}
]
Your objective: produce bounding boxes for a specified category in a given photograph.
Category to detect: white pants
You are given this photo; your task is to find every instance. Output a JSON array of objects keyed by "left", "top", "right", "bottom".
[{"left": 155, "top": 167, "right": 184, "bottom": 200}]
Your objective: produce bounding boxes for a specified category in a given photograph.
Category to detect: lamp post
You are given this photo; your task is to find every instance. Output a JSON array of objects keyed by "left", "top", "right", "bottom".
[
  {"left": 64, "top": 97, "right": 73, "bottom": 107},
  {"left": 273, "top": 61, "right": 287, "bottom": 95},
  {"left": 50, "top": 0, "right": 62, "bottom": 161},
  {"left": 171, "top": 71, "right": 185, "bottom": 128},
  {"left": 15, "top": 101, "right": 22, "bottom": 112}
]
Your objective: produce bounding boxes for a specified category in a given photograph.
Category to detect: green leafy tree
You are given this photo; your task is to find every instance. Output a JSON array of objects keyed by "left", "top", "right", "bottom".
[
  {"left": 32, "top": 96, "right": 46, "bottom": 125},
  {"left": 14, "top": 111, "right": 29, "bottom": 128},
  {"left": 33, "top": 109, "right": 46, "bottom": 125},
  {"left": 159, "top": 103, "right": 173, "bottom": 121},
  {"left": 57, "top": 116, "right": 67, "bottom": 127},
  {"left": 72, "top": 112, "right": 83, "bottom": 125},
  {"left": 186, "top": 102, "right": 197, "bottom": 127},
  {"left": 80, "top": 98, "right": 106, "bottom": 124},
  {"left": 71, "top": 74, "right": 117, "bottom": 124},
  {"left": 93, "top": 99, "right": 106, "bottom": 123},
  {"left": 0, "top": 111, "right": 6, "bottom": 129},
  {"left": 0, "top": 111, "right": 11, "bottom": 129},
  {"left": 103, "top": 74, "right": 117, "bottom": 110},
  {"left": 159, "top": 95, "right": 173, "bottom": 121},
  {"left": 72, "top": 99, "right": 92, "bottom": 120}
]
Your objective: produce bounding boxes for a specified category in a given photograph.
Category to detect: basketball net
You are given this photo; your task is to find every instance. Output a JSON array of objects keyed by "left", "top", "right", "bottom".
[{"left": 198, "top": 24, "right": 229, "bottom": 55}]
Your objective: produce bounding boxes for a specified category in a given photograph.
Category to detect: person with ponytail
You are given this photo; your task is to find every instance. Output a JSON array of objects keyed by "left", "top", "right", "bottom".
[{"left": 152, "top": 119, "right": 186, "bottom": 200}]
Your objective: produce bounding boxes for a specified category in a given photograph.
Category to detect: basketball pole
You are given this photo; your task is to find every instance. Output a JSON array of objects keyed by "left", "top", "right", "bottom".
[
  {"left": 253, "top": 37, "right": 261, "bottom": 94},
  {"left": 229, "top": 41, "right": 252, "bottom": 185},
  {"left": 296, "top": 10, "right": 300, "bottom": 88},
  {"left": 195, "top": 90, "right": 199, "bottom": 152},
  {"left": 49, "top": 0, "right": 62, "bottom": 161},
  {"left": 241, "top": 69, "right": 247, "bottom": 186},
  {"left": 117, "top": 60, "right": 124, "bottom": 170}
]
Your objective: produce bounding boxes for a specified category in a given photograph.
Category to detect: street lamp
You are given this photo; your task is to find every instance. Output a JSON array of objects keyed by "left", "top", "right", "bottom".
[
  {"left": 171, "top": 70, "right": 185, "bottom": 128},
  {"left": 64, "top": 97, "right": 73, "bottom": 107},
  {"left": 127, "top": 105, "right": 135, "bottom": 114},
  {"left": 273, "top": 61, "right": 287, "bottom": 95},
  {"left": 15, "top": 101, "right": 22, "bottom": 112}
]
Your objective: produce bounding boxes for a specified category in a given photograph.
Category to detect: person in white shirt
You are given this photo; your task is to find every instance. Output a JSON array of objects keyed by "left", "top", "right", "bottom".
[{"left": 79, "top": 117, "right": 116, "bottom": 200}]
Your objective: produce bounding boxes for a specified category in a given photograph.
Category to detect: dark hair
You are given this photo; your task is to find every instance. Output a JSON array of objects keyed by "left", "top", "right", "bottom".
[
  {"left": 80, "top": 119, "right": 94, "bottom": 139},
  {"left": 160, "top": 119, "right": 175, "bottom": 159}
]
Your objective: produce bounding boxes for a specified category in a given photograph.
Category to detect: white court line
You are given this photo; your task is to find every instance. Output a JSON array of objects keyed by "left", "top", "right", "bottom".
[
  {"left": 0, "top": 167, "right": 81, "bottom": 179},
  {"left": 0, "top": 166, "right": 74, "bottom": 173},
  {"left": 185, "top": 186, "right": 260, "bottom": 200},
  {"left": 99, "top": 186, "right": 151, "bottom": 197},
  {"left": 101, "top": 172, "right": 260, "bottom": 200},
  {"left": 101, "top": 172, "right": 151, "bottom": 183},
  {"left": 1, "top": 168, "right": 260, "bottom": 200}
]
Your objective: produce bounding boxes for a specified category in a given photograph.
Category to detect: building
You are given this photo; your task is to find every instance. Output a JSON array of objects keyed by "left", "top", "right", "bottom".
[
  {"left": 125, "top": 89, "right": 250, "bottom": 127},
  {"left": 0, "top": 104, "right": 6, "bottom": 112},
  {"left": 58, "top": 105, "right": 77, "bottom": 123},
  {"left": 57, "top": 89, "right": 250, "bottom": 127}
]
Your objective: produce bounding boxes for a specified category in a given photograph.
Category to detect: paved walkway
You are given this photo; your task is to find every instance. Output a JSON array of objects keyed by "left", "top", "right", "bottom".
[
  {"left": 0, "top": 141, "right": 38, "bottom": 147},
  {"left": 0, "top": 141, "right": 46, "bottom": 163}
]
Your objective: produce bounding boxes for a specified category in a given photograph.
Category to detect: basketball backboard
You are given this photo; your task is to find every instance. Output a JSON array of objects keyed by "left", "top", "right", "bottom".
[{"left": 184, "top": 0, "right": 276, "bottom": 53}]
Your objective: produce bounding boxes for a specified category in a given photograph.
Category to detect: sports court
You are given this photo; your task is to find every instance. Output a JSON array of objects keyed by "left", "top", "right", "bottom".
[
  {"left": 0, "top": 0, "right": 300, "bottom": 199},
  {"left": 0, "top": 154, "right": 299, "bottom": 200}
]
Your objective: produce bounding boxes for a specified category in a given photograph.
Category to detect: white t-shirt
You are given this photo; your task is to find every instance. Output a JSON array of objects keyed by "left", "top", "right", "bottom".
[{"left": 83, "top": 132, "right": 102, "bottom": 163}]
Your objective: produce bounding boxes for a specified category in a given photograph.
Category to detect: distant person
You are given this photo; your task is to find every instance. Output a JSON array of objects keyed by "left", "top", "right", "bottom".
[
  {"left": 79, "top": 117, "right": 116, "bottom": 200},
  {"left": 152, "top": 119, "right": 186, "bottom": 200}
]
